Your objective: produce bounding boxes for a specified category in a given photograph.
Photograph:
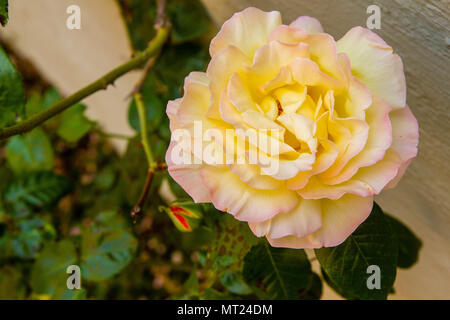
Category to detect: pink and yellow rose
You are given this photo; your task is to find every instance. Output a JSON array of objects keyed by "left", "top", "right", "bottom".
[{"left": 166, "top": 8, "right": 418, "bottom": 248}]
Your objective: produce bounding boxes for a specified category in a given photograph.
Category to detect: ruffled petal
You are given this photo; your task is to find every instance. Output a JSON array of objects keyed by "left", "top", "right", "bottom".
[
  {"left": 267, "top": 198, "right": 322, "bottom": 239},
  {"left": 290, "top": 16, "right": 324, "bottom": 34},
  {"left": 384, "top": 105, "right": 419, "bottom": 189},
  {"left": 166, "top": 98, "right": 181, "bottom": 131},
  {"left": 165, "top": 141, "right": 211, "bottom": 203},
  {"left": 210, "top": 7, "right": 282, "bottom": 58},
  {"left": 256, "top": 149, "right": 315, "bottom": 180},
  {"left": 337, "top": 26, "right": 406, "bottom": 109},
  {"left": 302, "top": 33, "right": 346, "bottom": 81},
  {"left": 321, "top": 118, "right": 369, "bottom": 179},
  {"left": 352, "top": 149, "right": 402, "bottom": 193},
  {"left": 207, "top": 45, "right": 251, "bottom": 119},
  {"left": 322, "top": 96, "right": 392, "bottom": 185},
  {"left": 228, "top": 163, "right": 285, "bottom": 190},
  {"left": 267, "top": 195, "right": 373, "bottom": 248},
  {"left": 177, "top": 72, "right": 211, "bottom": 128},
  {"left": 269, "top": 25, "right": 308, "bottom": 44},
  {"left": 227, "top": 73, "right": 258, "bottom": 112},
  {"left": 337, "top": 53, "right": 372, "bottom": 118},
  {"left": 289, "top": 58, "right": 343, "bottom": 91},
  {"left": 298, "top": 176, "right": 374, "bottom": 200},
  {"left": 389, "top": 105, "right": 419, "bottom": 162},
  {"left": 250, "top": 40, "right": 309, "bottom": 88},
  {"left": 201, "top": 166, "right": 300, "bottom": 222},
  {"left": 287, "top": 139, "right": 339, "bottom": 190}
]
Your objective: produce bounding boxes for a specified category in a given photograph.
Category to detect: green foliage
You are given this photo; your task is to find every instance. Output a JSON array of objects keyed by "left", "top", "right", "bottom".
[
  {"left": 167, "top": 0, "right": 212, "bottom": 44},
  {"left": 121, "top": 0, "right": 211, "bottom": 50},
  {"left": 9, "top": 217, "right": 55, "bottom": 259},
  {"left": 6, "top": 128, "right": 54, "bottom": 174},
  {"left": 25, "top": 88, "right": 94, "bottom": 142},
  {"left": 24, "top": 92, "right": 43, "bottom": 118},
  {"left": 0, "top": 0, "right": 8, "bottom": 27},
  {"left": 0, "top": 44, "right": 25, "bottom": 129},
  {"left": 30, "top": 240, "right": 79, "bottom": 299},
  {"left": 315, "top": 202, "right": 398, "bottom": 300},
  {"left": 57, "top": 104, "right": 95, "bottom": 143},
  {"left": 243, "top": 243, "right": 316, "bottom": 299},
  {"left": 0, "top": 218, "right": 55, "bottom": 260},
  {"left": 220, "top": 271, "right": 252, "bottom": 296},
  {"left": 207, "top": 211, "right": 259, "bottom": 273},
  {"left": 0, "top": 266, "right": 26, "bottom": 299},
  {"left": 386, "top": 214, "right": 422, "bottom": 268},
  {"left": 41, "top": 88, "right": 61, "bottom": 110},
  {"left": 80, "top": 217, "right": 138, "bottom": 281},
  {"left": 201, "top": 288, "right": 236, "bottom": 300},
  {"left": 4, "top": 171, "right": 70, "bottom": 216}
]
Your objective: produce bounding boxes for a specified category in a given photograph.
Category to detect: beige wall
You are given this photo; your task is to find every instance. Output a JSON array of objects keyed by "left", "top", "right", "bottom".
[
  {"left": 1, "top": 0, "right": 448, "bottom": 299},
  {"left": 202, "top": 0, "right": 450, "bottom": 299}
]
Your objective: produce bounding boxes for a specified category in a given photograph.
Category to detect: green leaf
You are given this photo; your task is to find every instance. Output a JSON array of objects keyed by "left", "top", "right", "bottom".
[
  {"left": 80, "top": 227, "right": 137, "bottom": 281},
  {"left": 180, "top": 225, "right": 214, "bottom": 250},
  {"left": 385, "top": 214, "right": 422, "bottom": 269},
  {"left": 57, "top": 104, "right": 95, "bottom": 143},
  {"left": 11, "top": 217, "right": 46, "bottom": 259},
  {"left": 4, "top": 171, "right": 70, "bottom": 216},
  {"left": 6, "top": 128, "right": 54, "bottom": 174},
  {"left": 120, "top": 0, "right": 157, "bottom": 51},
  {"left": 0, "top": 44, "right": 25, "bottom": 128},
  {"left": 168, "top": 0, "right": 211, "bottom": 44},
  {"left": 303, "top": 272, "right": 323, "bottom": 300},
  {"left": 93, "top": 165, "right": 117, "bottom": 191},
  {"left": 31, "top": 240, "right": 78, "bottom": 299},
  {"left": 0, "top": 0, "right": 8, "bottom": 27},
  {"left": 25, "top": 88, "right": 61, "bottom": 122},
  {"left": 207, "top": 210, "right": 259, "bottom": 273},
  {"left": 243, "top": 243, "right": 312, "bottom": 300},
  {"left": 41, "top": 88, "right": 61, "bottom": 109},
  {"left": 201, "top": 288, "right": 236, "bottom": 300},
  {"left": 24, "top": 92, "right": 43, "bottom": 118},
  {"left": 6, "top": 217, "right": 55, "bottom": 259},
  {"left": 182, "top": 266, "right": 200, "bottom": 297},
  {"left": 315, "top": 202, "right": 398, "bottom": 300},
  {"left": 220, "top": 271, "right": 253, "bottom": 295},
  {"left": 0, "top": 266, "right": 26, "bottom": 299}
]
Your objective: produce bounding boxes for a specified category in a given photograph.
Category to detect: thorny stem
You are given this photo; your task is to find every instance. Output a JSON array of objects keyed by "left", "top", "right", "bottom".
[{"left": 0, "top": 22, "right": 170, "bottom": 140}]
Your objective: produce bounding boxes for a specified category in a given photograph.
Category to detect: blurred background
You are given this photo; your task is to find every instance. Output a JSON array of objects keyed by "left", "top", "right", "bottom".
[{"left": 0, "top": 0, "right": 448, "bottom": 299}]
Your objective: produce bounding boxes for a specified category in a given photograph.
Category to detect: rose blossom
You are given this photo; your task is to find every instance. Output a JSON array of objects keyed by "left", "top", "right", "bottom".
[{"left": 165, "top": 8, "right": 419, "bottom": 248}]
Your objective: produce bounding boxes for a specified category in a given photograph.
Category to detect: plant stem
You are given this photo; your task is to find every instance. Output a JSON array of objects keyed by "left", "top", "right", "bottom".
[
  {"left": 0, "top": 26, "right": 170, "bottom": 140},
  {"left": 129, "top": 0, "right": 170, "bottom": 223},
  {"left": 131, "top": 168, "right": 155, "bottom": 224},
  {"left": 135, "top": 92, "right": 154, "bottom": 167},
  {"left": 131, "top": 162, "right": 167, "bottom": 223}
]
